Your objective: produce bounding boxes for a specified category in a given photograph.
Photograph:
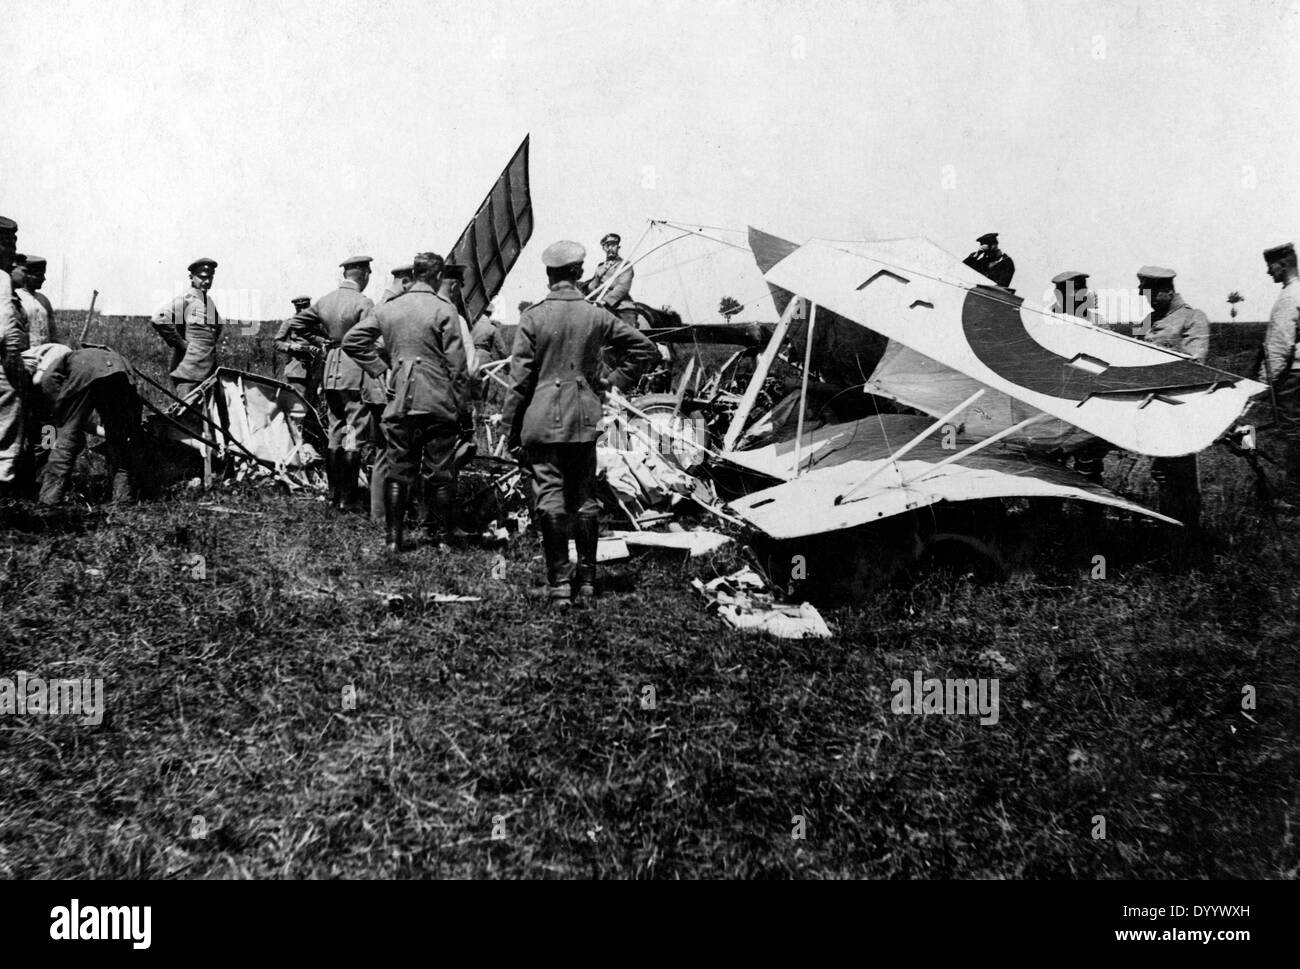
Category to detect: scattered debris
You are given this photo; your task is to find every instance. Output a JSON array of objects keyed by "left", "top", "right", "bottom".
[
  {"left": 612, "top": 529, "right": 732, "bottom": 557},
  {"left": 380, "top": 592, "right": 482, "bottom": 610},
  {"left": 568, "top": 537, "right": 630, "bottom": 563},
  {"left": 692, "top": 567, "right": 832, "bottom": 639}
]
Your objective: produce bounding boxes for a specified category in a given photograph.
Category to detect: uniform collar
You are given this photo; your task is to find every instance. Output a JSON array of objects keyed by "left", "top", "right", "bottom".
[
  {"left": 546, "top": 281, "right": 584, "bottom": 300},
  {"left": 187, "top": 286, "right": 207, "bottom": 299},
  {"left": 339, "top": 279, "right": 360, "bottom": 292},
  {"left": 407, "top": 281, "right": 436, "bottom": 295},
  {"left": 1167, "top": 293, "right": 1187, "bottom": 313}
]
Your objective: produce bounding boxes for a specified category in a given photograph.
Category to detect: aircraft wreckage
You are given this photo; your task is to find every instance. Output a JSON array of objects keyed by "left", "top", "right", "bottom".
[{"left": 139, "top": 136, "right": 1269, "bottom": 612}]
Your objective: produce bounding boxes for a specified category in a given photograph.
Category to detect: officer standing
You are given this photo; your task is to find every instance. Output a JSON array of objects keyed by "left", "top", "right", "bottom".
[
  {"left": 151, "top": 257, "right": 223, "bottom": 400},
  {"left": 582, "top": 232, "right": 639, "bottom": 329},
  {"left": 1259, "top": 242, "right": 1300, "bottom": 492},
  {"left": 1136, "top": 266, "right": 1210, "bottom": 524},
  {"left": 471, "top": 301, "right": 511, "bottom": 364},
  {"left": 380, "top": 264, "right": 414, "bottom": 304},
  {"left": 0, "top": 216, "right": 29, "bottom": 500},
  {"left": 23, "top": 342, "right": 142, "bottom": 505},
  {"left": 1050, "top": 270, "right": 1106, "bottom": 324},
  {"left": 963, "top": 232, "right": 1016, "bottom": 288},
  {"left": 502, "top": 240, "right": 657, "bottom": 607},
  {"left": 289, "top": 256, "right": 379, "bottom": 512},
  {"left": 343, "top": 252, "right": 469, "bottom": 552},
  {"left": 12, "top": 256, "right": 59, "bottom": 343},
  {"left": 274, "top": 295, "right": 321, "bottom": 414}
]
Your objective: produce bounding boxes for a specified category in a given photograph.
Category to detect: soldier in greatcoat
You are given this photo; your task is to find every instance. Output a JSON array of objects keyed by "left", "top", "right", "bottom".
[
  {"left": 343, "top": 252, "right": 469, "bottom": 551},
  {"left": 502, "top": 240, "right": 657, "bottom": 607}
]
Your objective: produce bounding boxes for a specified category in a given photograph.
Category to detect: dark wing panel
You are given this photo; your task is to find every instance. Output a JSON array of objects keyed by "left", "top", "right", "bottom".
[{"left": 449, "top": 135, "right": 534, "bottom": 325}]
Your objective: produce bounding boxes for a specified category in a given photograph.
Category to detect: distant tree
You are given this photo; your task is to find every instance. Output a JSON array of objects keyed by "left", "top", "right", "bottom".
[
  {"left": 719, "top": 296, "right": 743, "bottom": 319},
  {"left": 1227, "top": 291, "right": 1244, "bottom": 320}
]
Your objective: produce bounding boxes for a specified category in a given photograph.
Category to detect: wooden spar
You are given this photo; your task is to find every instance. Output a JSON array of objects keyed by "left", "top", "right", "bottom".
[
  {"left": 77, "top": 290, "right": 99, "bottom": 345},
  {"left": 671, "top": 357, "right": 696, "bottom": 418},
  {"left": 721, "top": 297, "right": 800, "bottom": 452},
  {"left": 792, "top": 303, "right": 817, "bottom": 477},
  {"left": 836, "top": 390, "right": 986, "bottom": 504},
  {"left": 898, "top": 412, "right": 1053, "bottom": 485}
]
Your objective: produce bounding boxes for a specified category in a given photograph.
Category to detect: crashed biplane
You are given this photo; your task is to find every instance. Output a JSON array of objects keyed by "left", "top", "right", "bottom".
[{"left": 710, "top": 227, "right": 1267, "bottom": 541}]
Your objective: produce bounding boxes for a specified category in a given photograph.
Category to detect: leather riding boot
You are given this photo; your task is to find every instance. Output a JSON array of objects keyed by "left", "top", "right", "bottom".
[
  {"left": 325, "top": 448, "right": 343, "bottom": 510},
  {"left": 573, "top": 512, "right": 600, "bottom": 599},
  {"left": 417, "top": 479, "right": 436, "bottom": 532},
  {"left": 433, "top": 480, "right": 471, "bottom": 545},
  {"left": 384, "top": 479, "right": 407, "bottom": 553},
  {"left": 542, "top": 512, "right": 573, "bottom": 608},
  {"left": 342, "top": 452, "right": 367, "bottom": 512}
]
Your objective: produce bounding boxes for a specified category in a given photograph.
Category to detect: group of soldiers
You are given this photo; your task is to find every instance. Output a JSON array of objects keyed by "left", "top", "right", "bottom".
[
  {"left": 960, "top": 231, "right": 1300, "bottom": 522},
  {"left": 263, "top": 238, "right": 655, "bottom": 606},
  {"left": 136, "top": 235, "right": 654, "bottom": 606},
  {"left": 1, "top": 215, "right": 144, "bottom": 505},
  {"left": 4, "top": 208, "right": 1300, "bottom": 596}
]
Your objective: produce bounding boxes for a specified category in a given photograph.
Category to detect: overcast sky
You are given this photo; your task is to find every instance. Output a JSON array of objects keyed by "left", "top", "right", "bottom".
[{"left": 2, "top": 0, "right": 1297, "bottom": 323}]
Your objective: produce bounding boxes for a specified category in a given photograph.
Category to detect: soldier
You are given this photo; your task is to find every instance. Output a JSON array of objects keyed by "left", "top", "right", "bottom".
[
  {"left": 12, "top": 256, "right": 58, "bottom": 344},
  {"left": 1050, "top": 270, "right": 1106, "bottom": 324},
  {"left": 23, "top": 343, "right": 142, "bottom": 505},
  {"left": 151, "top": 257, "right": 222, "bottom": 400},
  {"left": 502, "top": 240, "right": 657, "bottom": 607},
  {"left": 0, "top": 217, "right": 29, "bottom": 500},
  {"left": 289, "top": 255, "right": 378, "bottom": 512},
  {"left": 582, "top": 232, "right": 639, "bottom": 329},
  {"left": 1259, "top": 242, "right": 1300, "bottom": 492},
  {"left": 471, "top": 301, "right": 511, "bottom": 364},
  {"left": 380, "top": 264, "right": 414, "bottom": 304},
  {"left": 273, "top": 295, "right": 321, "bottom": 417},
  {"left": 343, "top": 251, "right": 469, "bottom": 552},
  {"left": 963, "top": 232, "right": 1016, "bottom": 289},
  {"left": 1136, "top": 266, "right": 1210, "bottom": 525}
]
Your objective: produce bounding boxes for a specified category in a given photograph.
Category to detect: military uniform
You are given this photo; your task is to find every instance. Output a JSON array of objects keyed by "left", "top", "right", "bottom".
[
  {"left": 1136, "top": 267, "right": 1207, "bottom": 524},
  {"left": 962, "top": 233, "right": 1015, "bottom": 288},
  {"left": 582, "top": 253, "right": 638, "bottom": 328},
  {"left": 290, "top": 265, "right": 381, "bottom": 509},
  {"left": 343, "top": 277, "right": 468, "bottom": 548},
  {"left": 1138, "top": 294, "right": 1210, "bottom": 364},
  {"left": 274, "top": 297, "right": 321, "bottom": 415},
  {"left": 15, "top": 256, "right": 58, "bottom": 344},
  {"left": 0, "top": 223, "right": 29, "bottom": 492},
  {"left": 151, "top": 273, "right": 223, "bottom": 399},
  {"left": 24, "top": 343, "right": 141, "bottom": 505},
  {"left": 504, "top": 241, "right": 657, "bottom": 601},
  {"left": 1259, "top": 244, "right": 1300, "bottom": 492}
]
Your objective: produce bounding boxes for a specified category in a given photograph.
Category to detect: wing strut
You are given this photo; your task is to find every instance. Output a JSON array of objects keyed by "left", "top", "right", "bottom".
[{"left": 835, "top": 390, "right": 985, "bottom": 504}]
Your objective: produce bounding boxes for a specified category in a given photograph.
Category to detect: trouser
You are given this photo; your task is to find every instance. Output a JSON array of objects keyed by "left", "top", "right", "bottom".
[
  {"left": 1271, "top": 370, "right": 1300, "bottom": 489},
  {"left": 325, "top": 387, "right": 370, "bottom": 451},
  {"left": 285, "top": 378, "right": 312, "bottom": 420},
  {"left": 383, "top": 415, "right": 458, "bottom": 487},
  {"left": 529, "top": 442, "right": 600, "bottom": 590},
  {"left": 529, "top": 442, "right": 599, "bottom": 517},
  {"left": 1150, "top": 454, "right": 1200, "bottom": 524},
  {"left": 172, "top": 376, "right": 203, "bottom": 401},
  {"left": 0, "top": 369, "right": 26, "bottom": 487},
  {"left": 40, "top": 372, "right": 140, "bottom": 505}
]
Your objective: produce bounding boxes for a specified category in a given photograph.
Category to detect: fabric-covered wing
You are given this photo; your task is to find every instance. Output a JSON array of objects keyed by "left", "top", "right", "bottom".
[
  {"left": 758, "top": 235, "right": 1266, "bottom": 457},
  {"left": 724, "top": 415, "right": 1178, "bottom": 539}
]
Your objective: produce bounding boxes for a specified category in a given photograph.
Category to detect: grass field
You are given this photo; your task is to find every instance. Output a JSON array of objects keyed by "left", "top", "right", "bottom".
[{"left": 0, "top": 314, "right": 1296, "bottom": 878}]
